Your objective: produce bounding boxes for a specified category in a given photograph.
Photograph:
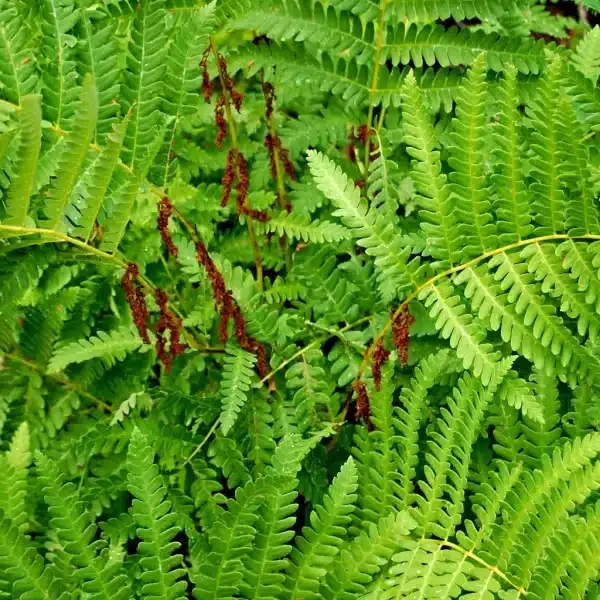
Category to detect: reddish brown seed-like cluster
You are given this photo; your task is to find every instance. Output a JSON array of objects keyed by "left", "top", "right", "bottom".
[
  {"left": 215, "top": 96, "right": 227, "bottom": 149},
  {"left": 122, "top": 264, "right": 151, "bottom": 345},
  {"left": 392, "top": 305, "right": 415, "bottom": 367},
  {"left": 157, "top": 196, "right": 179, "bottom": 259},
  {"left": 155, "top": 289, "right": 187, "bottom": 372},
  {"left": 353, "top": 379, "right": 371, "bottom": 426},
  {"left": 220, "top": 148, "right": 269, "bottom": 222},
  {"left": 371, "top": 340, "right": 391, "bottom": 392},
  {"left": 200, "top": 47, "right": 213, "bottom": 103},
  {"left": 195, "top": 240, "right": 269, "bottom": 377}
]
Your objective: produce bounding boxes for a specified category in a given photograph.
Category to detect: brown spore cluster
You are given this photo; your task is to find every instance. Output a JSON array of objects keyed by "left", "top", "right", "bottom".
[
  {"left": 262, "top": 82, "right": 296, "bottom": 212},
  {"left": 155, "top": 289, "right": 187, "bottom": 372},
  {"left": 195, "top": 240, "right": 269, "bottom": 377},
  {"left": 220, "top": 148, "right": 269, "bottom": 222},
  {"left": 353, "top": 379, "right": 371, "bottom": 426},
  {"left": 371, "top": 340, "right": 391, "bottom": 392},
  {"left": 392, "top": 305, "right": 415, "bottom": 367},
  {"left": 157, "top": 196, "right": 179, "bottom": 259},
  {"left": 122, "top": 263, "right": 151, "bottom": 345}
]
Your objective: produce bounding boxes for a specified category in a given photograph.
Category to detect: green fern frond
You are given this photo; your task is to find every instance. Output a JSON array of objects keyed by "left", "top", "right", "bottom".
[
  {"left": 390, "top": 0, "right": 515, "bottom": 21},
  {"left": 159, "top": 3, "right": 215, "bottom": 185},
  {"left": 0, "top": 4, "right": 37, "bottom": 105},
  {"left": 528, "top": 52, "right": 569, "bottom": 237},
  {"left": 127, "top": 427, "right": 187, "bottom": 600},
  {"left": 258, "top": 211, "right": 352, "bottom": 244},
  {"left": 573, "top": 26, "right": 600, "bottom": 84},
  {"left": 420, "top": 279, "right": 501, "bottom": 385},
  {"left": 121, "top": 0, "right": 168, "bottom": 171},
  {"left": 37, "top": 453, "right": 132, "bottom": 599},
  {"left": 286, "top": 456, "right": 358, "bottom": 600},
  {"left": 220, "top": 347, "right": 256, "bottom": 436},
  {"left": 241, "top": 474, "right": 298, "bottom": 600},
  {"left": 0, "top": 422, "right": 30, "bottom": 532},
  {"left": 47, "top": 325, "right": 151, "bottom": 373},
  {"left": 402, "top": 71, "right": 458, "bottom": 269},
  {"left": 40, "top": 0, "right": 80, "bottom": 128},
  {"left": 308, "top": 149, "right": 426, "bottom": 301},
  {"left": 322, "top": 511, "right": 417, "bottom": 600},
  {"left": 491, "top": 63, "right": 534, "bottom": 245},
  {"left": 2, "top": 94, "right": 41, "bottom": 228},
  {"left": 75, "top": 0, "right": 122, "bottom": 142},
  {"left": 0, "top": 509, "right": 64, "bottom": 600},
  {"left": 42, "top": 75, "right": 98, "bottom": 230},
  {"left": 447, "top": 53, "right": 496, "bottom": 260},
  {"left": 68, "top": 115, "right": 129, "bottom": 241}
]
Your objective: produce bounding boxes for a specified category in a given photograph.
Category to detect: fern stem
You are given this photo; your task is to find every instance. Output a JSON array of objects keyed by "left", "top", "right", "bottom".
[
  {"left": 258, "top": 315, "right": 373, "bottom": 385},
  {"left": 1, "top": 352, "right": 112, "bottom": 413},
  {"left": 181, "top": 416, "right": 220, "bottom": 468},
  {"left": 364, "top": 0, "right": 389, "bottom": 174},
  {"left": 210, "top": 37, "right": 264, "bottom": 291},
  {"left": 356, "top": 232, "right": 600, "bottom": 382}
]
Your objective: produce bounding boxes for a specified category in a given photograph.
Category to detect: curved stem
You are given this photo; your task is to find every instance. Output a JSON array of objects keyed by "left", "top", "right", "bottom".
[
  {"left": 2, "top": 352, "right": 112, "bottom": 413},
  {"left": 357, "top": 233, "right": 600, "bottom": 381}
]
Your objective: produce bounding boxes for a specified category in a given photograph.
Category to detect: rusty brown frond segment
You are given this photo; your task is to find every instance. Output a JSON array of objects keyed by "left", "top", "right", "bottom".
[
  {"left": 371, "top": 340, "right": 391, "bottom": 392},
  {"left": 215, "top": 95, "right": 227, "bottom": 149},
  {"left": 219, "top": 56, "right": 243, "bottom": 113},
  {"left": 157, "top": 196, "right": 179, "bottom": 259},
  {"left": 221, "top": 148, "right": 237, "bottom": 208},
  {"left": 195, "top": 240, "right": 269, "bottom": 376},
  {"left": 392, "top": 306, "right": 415, "bottom": 367},
  {"left": 353, "top": 379, "right": 371, "bottom": 426},
  {"left": 200, "top": 46, "right": 213, "bottom": 103},
  {"left": 122, "top": 263, "right": 151, "bottom": 345},
  {"left": 155, "top": 289, "right": 187, "bottom": 372}
]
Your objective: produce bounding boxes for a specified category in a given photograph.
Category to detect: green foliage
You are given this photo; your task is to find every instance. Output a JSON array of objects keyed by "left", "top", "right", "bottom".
[{"left": 2, "top": 1, "right": 600, "bottom": 599}]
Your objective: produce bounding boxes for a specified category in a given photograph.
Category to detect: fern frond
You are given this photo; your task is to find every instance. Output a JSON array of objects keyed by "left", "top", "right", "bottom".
[
  {"left": 258, "top": 211, "right": 351, "bottom": 244},
  {"left": 0, "top": 509, "right": 62, "bottom": 600},
  {"left": 75, "top": 1, "right": 122, "bottom": 142},
  {"left": 159, "top": 3, "right": 215, "bottom": 185},
  {"left": 308, "top": 149, "right": 425, "bottom": 301},
  {"left": 528, "top": 52, "right": 569, "bottom": 237},
  {"left": 219, "top": 347, "right": 256, "bottom": 436},
  {"left": 2, "top": 94, "right": 41, "bottom": 227},
  {"left": 0, "top": 4, "right": 37, "bottom": 105},
  {"left": 286, "top": 456, "right": 358, "bottom": 600},
  {"left": 37, "top": 453, "right": 132, "bottom": 599},
  {"left": 68, "top": 116, "right": 129, "bottom": 241},
  {"left": 126, "top": 427, "right": 187, "bottom": 600},
  {"left": 491, "top": 63, "right": 533, "bottom": 245},
  {"left": 40, "top": 0, "right": 80, "bottom": 128},
  {"left": 322, "top": 511, "right": 417, "bottom": 600},
  {"left": 121, "top": 0, "right": 168, "bottom": 171},
  {"left": 47, "top": 325, "right": 151, "bottom": 373},
  {"left": 419, "top": 279, "right": 501, "bottom": 385},
  {"left": 390, "top": 0, "right": 515, "bottom": 21},
  {"left": 402, "top": 71, "right": 457, "bottom": 269},
  {"left": 241, "top": 474, "right": 298, "bottom": 600},
  {"left": 0, "top": 422, "right": 30, "bottom": 532},
  {"left": 447, "top": 53, "right": 496, "bottom": 260},
  {"left": 42, "top": 75, "right": 98, "bottom": 230},
  {"left": 573, "top": 26, "right": 600, "bottom": 85},
  {"left": 192, "top": 475, "right": 267, "bottom": 599}
]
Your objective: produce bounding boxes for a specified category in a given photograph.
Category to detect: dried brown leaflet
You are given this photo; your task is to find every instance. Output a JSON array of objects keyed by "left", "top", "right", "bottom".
[
  {"left": 371, "top": 340, "right": 391, "bottom": 392},
  {"left": 353, "top": 379, "right": 371, "bottom": 427},
  {"left": 195, "top": 240, "right": 269, "bottom": 377},
  {"left": 157, "top": 196, "right": 179, "bottom": 259},
  {"left": 392, "top": 305, "right": 415, "bottom": 367},
  {"left": 155, "top": 289, "right": 187, "bottom": 372},
  {"left": 122, "top": 263, "right": 151, "bottom": 345}
]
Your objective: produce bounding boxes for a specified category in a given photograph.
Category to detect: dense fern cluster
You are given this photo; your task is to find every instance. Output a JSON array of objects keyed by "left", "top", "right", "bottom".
[{"left": 3, "top": 0, "right": 600, "bottom": 598}]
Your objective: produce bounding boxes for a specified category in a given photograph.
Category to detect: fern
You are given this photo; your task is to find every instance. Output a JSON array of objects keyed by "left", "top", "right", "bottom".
[
  {"left": 220, "top": 346, "right": 256, "bottom": 436},
  {"left": 127, "top": 427, "right": 187, "bottom": 599}
]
